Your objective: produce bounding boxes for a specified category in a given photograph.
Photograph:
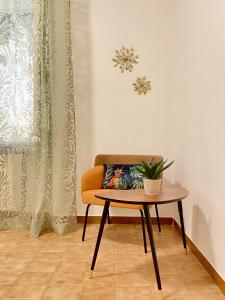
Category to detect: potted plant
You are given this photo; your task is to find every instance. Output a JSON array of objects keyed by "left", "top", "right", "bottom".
[{"left": 137, "top": 159, "right": 174, "bottom": 195}]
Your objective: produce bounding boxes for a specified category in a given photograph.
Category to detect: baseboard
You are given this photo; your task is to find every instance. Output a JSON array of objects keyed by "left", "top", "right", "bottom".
[
  {"left": 77, "top": 216, "right": 173, "bottom": 225},
  {"left": 174, "top": 220, "right": 225, "bottom": 295}
]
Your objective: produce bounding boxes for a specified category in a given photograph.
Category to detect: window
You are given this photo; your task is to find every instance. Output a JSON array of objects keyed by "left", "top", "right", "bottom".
[{"left": 0, "top": 1, "right": 34, "bottom": 150}]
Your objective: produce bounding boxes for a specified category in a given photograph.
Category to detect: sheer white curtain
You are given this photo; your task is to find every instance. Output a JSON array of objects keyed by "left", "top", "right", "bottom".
[
  {"left": 0, "top": 0, "right": 76, "bottom": 237},
  {"left": 0, "top": 0, "right": 34, "bottom": 150}
]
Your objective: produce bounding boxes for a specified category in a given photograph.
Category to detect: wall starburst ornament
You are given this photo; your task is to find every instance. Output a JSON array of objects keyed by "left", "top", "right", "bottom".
[
  {"left": 133, "top": 76, "right": 151, "bottom": 95},
  {"left": 112, "top": 46, "right": 139, "bottom": 73}
]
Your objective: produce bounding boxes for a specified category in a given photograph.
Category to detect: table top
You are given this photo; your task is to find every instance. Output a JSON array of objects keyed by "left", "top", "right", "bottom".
[{"left": 95, "top": 186, "right": 188, "bottom": 205}]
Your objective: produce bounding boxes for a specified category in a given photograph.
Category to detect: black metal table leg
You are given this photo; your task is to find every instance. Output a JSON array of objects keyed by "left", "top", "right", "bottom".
[
  {"left": 107, "top": 210, "right": 111, "bottom": 224},
  {"left": 140, "top": 210, "right": 147, "bottom": 253},
  {"left": 90, "top": 200, "right": 110, "bottom": 277},
  {"left": 82, "top": 204, "right": 91, "bottom": 242},
  {"left": 177, "top": 200, "right": 187, "bottom": 254},
  {"left": 143, "top": 204, "right": 162, "bottom": 293},
  {"left": 155, "top": 204, "right": 161, "bottom": 233}
]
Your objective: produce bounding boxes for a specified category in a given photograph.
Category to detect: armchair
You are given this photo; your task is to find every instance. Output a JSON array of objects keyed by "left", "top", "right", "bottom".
[{"left": 81, "top": 154, "right": 163, "bottom": 253}]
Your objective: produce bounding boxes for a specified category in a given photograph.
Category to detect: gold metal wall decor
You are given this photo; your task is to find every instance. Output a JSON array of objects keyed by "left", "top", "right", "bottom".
[
  {"left": 133, "top": 76, "right": 151, "bottom": 95},
  {"left": 112, "top": 46, "right": 139, "bottom": 73}
]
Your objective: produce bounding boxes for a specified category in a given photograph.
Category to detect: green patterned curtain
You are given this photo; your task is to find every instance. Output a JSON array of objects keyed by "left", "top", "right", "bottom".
[{"left": 0, "top": 0, "right": 76, "bottom": 237}]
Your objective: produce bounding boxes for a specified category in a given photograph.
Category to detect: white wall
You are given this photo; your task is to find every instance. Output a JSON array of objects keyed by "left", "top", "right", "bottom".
[
  {"left": 71, "top": 0, "right": 175, "bottom": 217},
  {"left": 172, "top": 0, "right": 225, "bottom": 280},
  {"left": 71, "top": 0, "right": 225, "bottom": 280}
]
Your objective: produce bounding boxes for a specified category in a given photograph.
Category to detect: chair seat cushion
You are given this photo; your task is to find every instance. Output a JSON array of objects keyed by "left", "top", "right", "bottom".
[
  {"left": 82, "top": 189, "right": 145, "bottom": 210},
  {"left": 102, "top": 164, "right": 144, "bottom": 189}
]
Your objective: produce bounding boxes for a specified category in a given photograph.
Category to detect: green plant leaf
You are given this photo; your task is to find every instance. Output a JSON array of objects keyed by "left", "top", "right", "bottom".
[
  {"left": 150, "top": 161, "right": 159, "bottom": 178},
  {"left": 161, "top": 160, "right": 174, "bottom": 172},
  {"left": 140, "top": 160, "right": 153, "bottom": 178},
  {"left": 137, "top": 159, "right": 174, "bottom": 179},
  {"left": 153, "top": 160, "right": 164, "bottom": 179},
  {"left": 163, "top": 159, "right": 168, "bottom": 165}
]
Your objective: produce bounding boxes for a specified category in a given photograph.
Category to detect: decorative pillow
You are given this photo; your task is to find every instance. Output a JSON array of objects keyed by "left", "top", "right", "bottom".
[{"left": 102, "top": 164, "right": 144, "bottom": 189}]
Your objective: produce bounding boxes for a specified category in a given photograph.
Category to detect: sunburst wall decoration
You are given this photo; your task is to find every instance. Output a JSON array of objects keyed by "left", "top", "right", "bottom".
[
  {"left": 133, "top": 76, "right": 151, "bottom": 95},
  {"left": 112, "top": 46, "right": 139, "bottom": 73}
]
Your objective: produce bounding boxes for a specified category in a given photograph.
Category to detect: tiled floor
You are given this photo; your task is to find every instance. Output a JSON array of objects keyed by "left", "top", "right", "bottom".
[{"left": 0, "top": 224, "right": 224, "bottom": 300}]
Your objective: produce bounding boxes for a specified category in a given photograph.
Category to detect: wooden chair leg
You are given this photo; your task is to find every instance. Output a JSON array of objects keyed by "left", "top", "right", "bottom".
[{"left": 82, "top": 204, "right": 91, "bottom": 241}]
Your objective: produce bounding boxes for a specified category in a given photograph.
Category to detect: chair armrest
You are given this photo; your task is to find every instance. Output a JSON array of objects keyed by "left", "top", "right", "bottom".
[{"left": 81, "top": 165, "right": 105, "bottom": 193}]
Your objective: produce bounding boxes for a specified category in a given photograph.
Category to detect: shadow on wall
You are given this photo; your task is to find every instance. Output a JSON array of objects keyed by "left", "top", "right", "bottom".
[
  {"left": 192, "top": 203, "right": 215, "bottom": 265},
  {"left": 71, "top": 0, "right": 93, "bottom": 214}
]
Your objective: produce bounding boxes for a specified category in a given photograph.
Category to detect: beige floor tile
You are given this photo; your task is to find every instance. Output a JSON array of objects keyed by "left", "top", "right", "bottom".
[
  {"left": 25, "top": 260, "right": 59, "bottom": 272},
  {"left": 117, "top": 233, "right": 141, "bottom": 243},
  {"left": 181, "top": 273, "right": 217, "bottom": 289},
  {"left": 0, "top": 285, "right": 12, "bottom": 297},
  {"left": 41, "top": 285, "right": 82, "bottom": 300},
  {"left": 0, "top": 243, "right": 23, "bottom": 249},
  {"left": 150, "top": 274, "right": 187, "bottom": 291},
  {"left": 0, "top": 225, "right": 224, "bottom": 300},
  {"left": 3, "top": 298, "right": 39, "bottom": 300},
  {"left": 84, "top": 271, "right": 116, "bottom": 289},
  {"left": 98, "top": 249, "right": 117, "bottom": 260},
  {"left": 61, "top": 252, "right": 91, "bottom": 263},
  {"left": 49, "top": 272, "right": 85, "bottom": 285},
  {"left": 117, "top": 245, "right": 143, "bottom": 257},
  {"left": 0, "top": 261, "right": 28, "bottom": 273},
  {"left": 6, "top": 251, "right": 36, "bottom": 262},
  {"left": 117, "top": 256, "right": 146, "bottom": 272},
  {"left": 0, "top": 254, "right": 9, "bottom": 261},
  {"left": 97, "top": 249, "right": 116, "bottom": 259},
  {"left": 0, "top": 272, "right": 21, "bottom": 284},
  {"left": 146, "top": 250, "right": 198, "bottom": 265},
  {"left": 153, "top": 288, "right": 192, "bottom": 300},
  {"left": 15, "top": 272, "right": 53, "bottom": 285},
  {"left": 35, "top": 252, "right": 63, "bottom": 261},
  {"left": 55, "top": 261, "right": 89, "bottom": 273},
  {"left": 189, "top": 288, "right": 225, "bottom": 300},
  {"left": 4, "top": 284, "right": 46, "bottom": 299},
  {"left": 39, "top": 243, "right": 71, "bottom": 252},
  {"left": 49, "top": 262, "right": 89, "bottom": 285},
  {"left": 79, "top": 287, "right": 116, "bottom": 300},
  {"left": 117, "top": 270, "right": 150, "bottom": 286},
  {"left": 94, "top": 259, "right": 116, "bottom": 273},
  {"left": 117, "top": 286, "right": 154, "bottom": 300},
  {"left": 69, "top": 239, "right": 94, "bottom": 247},
  {"left": 146, "top": 260, "right": 206, "bottom": 275}
]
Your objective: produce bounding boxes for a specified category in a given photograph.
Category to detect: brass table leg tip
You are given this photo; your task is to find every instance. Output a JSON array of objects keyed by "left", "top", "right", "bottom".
[
  {"left": 185, "top": 248, "right": 188, "bottom": 255},
  {"left": 89, "top": 270, "right": 94, "bottom": 279},
  {"left": 159, "top": 290, "right": 163, "bottom": 300}
]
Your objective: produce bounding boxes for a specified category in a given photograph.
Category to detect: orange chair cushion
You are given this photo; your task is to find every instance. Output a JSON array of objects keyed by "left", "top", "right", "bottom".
[
  {"left": 82, "top": 189, "right": 144, "bottom": 210},
  {"left": 81, "top": 165, "right": 104, "bottom": 193}
]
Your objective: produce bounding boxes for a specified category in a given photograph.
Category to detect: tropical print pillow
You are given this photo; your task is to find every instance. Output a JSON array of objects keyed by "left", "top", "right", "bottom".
[{"left": 102, "top": 164, "right": 144, "bottom": 189}]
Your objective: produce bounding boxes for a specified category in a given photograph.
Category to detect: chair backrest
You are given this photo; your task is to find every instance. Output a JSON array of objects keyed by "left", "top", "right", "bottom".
[{"left": 94, "top": 154, "right": 163, "bottom": 166}]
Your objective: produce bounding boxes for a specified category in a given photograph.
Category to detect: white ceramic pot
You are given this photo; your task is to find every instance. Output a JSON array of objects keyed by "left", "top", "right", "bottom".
[{"left": 143, "top": 178, "right": 162, "bottom": 195}]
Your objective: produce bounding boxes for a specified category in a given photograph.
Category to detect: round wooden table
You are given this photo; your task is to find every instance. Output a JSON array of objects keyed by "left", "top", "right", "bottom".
[{"left": 89, "top": 186, "right": 189, "bottom": 299}]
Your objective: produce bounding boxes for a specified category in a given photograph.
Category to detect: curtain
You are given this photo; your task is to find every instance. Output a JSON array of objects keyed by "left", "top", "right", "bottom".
[{"left": 0, "top": 0, "right": 76, "bottom": 237}]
